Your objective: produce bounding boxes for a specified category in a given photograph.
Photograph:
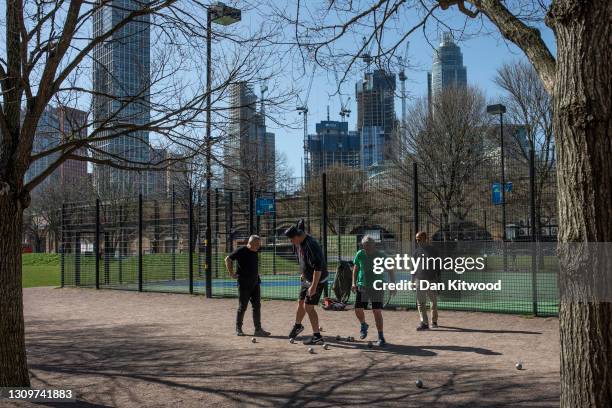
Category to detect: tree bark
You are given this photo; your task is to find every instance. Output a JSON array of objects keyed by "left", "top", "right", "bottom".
[
  {"left": 0, "top": 194, "right": 30, "bottom": 386},
  {"left": 550, "top": 1, "right": 612, "bottom": 406}
]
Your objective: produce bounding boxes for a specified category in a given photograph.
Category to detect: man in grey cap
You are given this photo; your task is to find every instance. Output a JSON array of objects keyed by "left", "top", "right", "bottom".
[{"left": 285, "top": 222, "right": 328, "bottom": 345}]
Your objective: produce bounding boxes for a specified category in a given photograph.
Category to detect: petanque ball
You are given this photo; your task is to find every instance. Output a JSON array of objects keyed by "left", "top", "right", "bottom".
[
  {"left": 289, "top": 338, "right": 295, "bottom": 344},
  {"left": 516, "top": 362, "right": 523, "bottom": 370},
  {"left": 415, "top": 379, "right": 423, "bottom": 388},
  {"left": 251, "top": 337, "right": 257, "bottom": 343},
  {"left": 308, "top": 347, "right": 314, "bottom": 354},
  {"left": 367, "top": 341, "right": 373, "bottom": 349},
  {"left": 319, "top": 326, "right": 323, "bottom": 332},
  {"left": 323, "top": 344, "right": 329, "bottom": 350},
  {"left": 336, "top": 335, "right": 341, "bottom": 341}
]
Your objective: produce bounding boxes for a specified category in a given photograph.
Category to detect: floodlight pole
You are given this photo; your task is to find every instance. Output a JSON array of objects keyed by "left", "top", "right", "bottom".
[
  {"left": 487, "top": 104, "right": 507, "bottom": 242},
  {"left": 205, "top": 3, "right": 241, "bottom": 298},
  {"left": 499, "top": 110, "right": 507, "bottom": 242},
  {"left": 205, "top": 8, "right": 213, "bottom": 299}
]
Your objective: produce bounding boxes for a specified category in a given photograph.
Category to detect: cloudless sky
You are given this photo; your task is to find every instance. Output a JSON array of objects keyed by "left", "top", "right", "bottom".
[{"left": 254, "top": 3, "right": 557, "bottom": 178}]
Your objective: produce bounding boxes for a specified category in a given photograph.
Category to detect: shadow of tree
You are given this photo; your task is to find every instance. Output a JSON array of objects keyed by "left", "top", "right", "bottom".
[{"left": 24, "top": 319, "right": 558, "bottom": 407}]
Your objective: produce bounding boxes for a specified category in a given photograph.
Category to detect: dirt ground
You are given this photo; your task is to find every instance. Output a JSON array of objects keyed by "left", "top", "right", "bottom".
[{"left": 9, "top": 287, "right": 559, "bottom": 407}]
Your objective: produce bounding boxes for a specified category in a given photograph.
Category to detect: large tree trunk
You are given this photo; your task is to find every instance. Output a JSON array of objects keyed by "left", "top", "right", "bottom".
[
  {"left": 0, "top": 194, "right": 30, "bottom": 386},
  {"left": 552, "top": 1, "right": 612, "bottom": 406}
]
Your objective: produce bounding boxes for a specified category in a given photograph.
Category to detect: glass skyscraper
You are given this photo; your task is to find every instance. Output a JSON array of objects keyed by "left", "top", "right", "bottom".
[
  {"left": 428, "top": 32, "right": 467, "bottom": 104},
  {"left": 355, "top": 69, "right": 397, "bottom": 170},
  {"left": 92, "top": 0, "right": 151, "bottom": 196}
]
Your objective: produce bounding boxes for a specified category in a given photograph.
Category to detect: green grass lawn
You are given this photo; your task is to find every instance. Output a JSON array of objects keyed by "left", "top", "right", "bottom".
[
  {"left": 22, "top": 253, "right": 61, "bottom": 288},
  {"left": 22, "top": 251, "right": 300, "bottom": 288}
]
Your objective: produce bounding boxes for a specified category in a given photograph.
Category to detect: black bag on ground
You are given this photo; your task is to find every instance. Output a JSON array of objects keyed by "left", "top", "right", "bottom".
[{"left": 333, "top": 260, "right": 353, "bottom": 304}]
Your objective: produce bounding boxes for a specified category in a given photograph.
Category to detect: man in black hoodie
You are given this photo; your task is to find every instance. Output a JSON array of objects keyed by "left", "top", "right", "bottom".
[{"left": 285, "top": 223, "right": 328, "bottom": 345}]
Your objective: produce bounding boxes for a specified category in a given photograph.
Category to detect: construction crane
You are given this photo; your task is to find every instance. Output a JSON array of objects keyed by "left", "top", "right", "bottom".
[
  {"left": 398, "top": 42, "right": 410, "bottom": 128},
  {"left": 297, "top": 67, "right": 316, "bottom": 179},
  {"left": 398, "top": 56, "right": 407, "bottom": 128},
  {"left": 333, "top": 70, "right": 351, "bottom": 122},
  {"left": 360, "top": 36, "right": 374, "bottom": 73}
]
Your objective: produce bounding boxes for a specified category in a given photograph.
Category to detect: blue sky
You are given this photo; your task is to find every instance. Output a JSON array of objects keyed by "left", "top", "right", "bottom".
[{"left": 258, "top": 4, "right": 557, "bottom": 178}]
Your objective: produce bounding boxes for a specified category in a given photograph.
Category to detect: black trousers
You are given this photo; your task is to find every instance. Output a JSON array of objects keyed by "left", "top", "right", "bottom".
[{"left": 236, "top": 282, "right": 261, "bottom": 330}]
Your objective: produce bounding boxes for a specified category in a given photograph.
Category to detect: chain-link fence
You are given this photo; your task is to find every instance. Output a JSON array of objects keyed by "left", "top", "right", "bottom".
[{"left": 61, "top": 154, "right": 559, "bottom": 316}]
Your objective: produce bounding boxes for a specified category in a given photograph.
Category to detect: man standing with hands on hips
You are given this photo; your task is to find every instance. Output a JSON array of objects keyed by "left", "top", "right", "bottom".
[
  {"left": 285, "top": 222, "right": 328, "bottom": 345},
  {"left": 225, "top": 235, "right": 270, "bottom": 337}
]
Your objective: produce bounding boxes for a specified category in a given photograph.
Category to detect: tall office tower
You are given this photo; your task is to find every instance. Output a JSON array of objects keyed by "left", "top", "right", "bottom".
[
  {"left": 25, "top": 106, "right": 88, "bottom": 190},
  {"left": 224, "top": 82, "right": 275, "bottom": 192},
  {"left": 306, "top": 120, "right": 360, "bottom": 178},
  {"left": 356, "top": 69, "right": 397, "bottom": 169},
  {"left": 428, "top": 32, "right": 467, "bottom": 107},
  {"left": 92, "top": 0, "right": 151, "bottom": 196}
]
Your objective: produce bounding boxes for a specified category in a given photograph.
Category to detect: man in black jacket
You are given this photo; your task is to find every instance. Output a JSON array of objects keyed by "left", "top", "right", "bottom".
[
  {"left": 412, "top": 231, "right": 440, "bottom": 330},
  {"left": 225, "top": 235, "right": 270, "bottom": 337},
  {"left": 285, "top": 225, "right": 328, "bottom": 345}
]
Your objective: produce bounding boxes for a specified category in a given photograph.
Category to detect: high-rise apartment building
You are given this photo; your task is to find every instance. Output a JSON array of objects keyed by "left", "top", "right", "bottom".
[
  {"left": 224, "top": 82, "right": 275, "bottom": 192},
  {"left": 92, "top": 0, "right": 152, "bottom": 196},
  {"left": 356, "top": 69, "right": 397, "bottom": 169},
  {"left": 306, "top": 120, "right": 360, "bottom": 178}
]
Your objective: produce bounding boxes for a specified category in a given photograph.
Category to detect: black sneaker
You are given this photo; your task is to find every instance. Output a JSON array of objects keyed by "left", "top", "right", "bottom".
[
  {"left": 416, "top": 323, "right": 430, "bottom": 331},
  {"left": 288, "top": 323, "right": 304, "bottom": 339},
  {"left": 303, "top": 335, "right": 324, "bottom": 345},
  {"left": 236, "top": 327, "right": 245, "bottom": 336},
  {"left": 254, "top": 328, "right": 271, "bottom": 337},
  {"left": 431, "top": 322, "right": 438, "bottom": 328},
  {"left": 376, "top": 338, "right": 387, "bottom": 347}
]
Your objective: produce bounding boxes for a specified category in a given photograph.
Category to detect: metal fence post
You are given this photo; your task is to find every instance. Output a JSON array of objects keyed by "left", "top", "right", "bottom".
[
  {"left": 322, "top": 172, "right": 329, "bottom": 297},
  {"left": 104, "top": 231, "right": 110, "bottom": 285},
  {"left": 337, "top": 216, "right": 341, "bottom": 262},
  {"left": 61, "top": 203, "right": 65, "bottom": 287},
  {"left": 249, "top": 182, "right": 254, "bottom": 235},
  {"left": 74, "top": 231, "right": 80, "bottom": 286},
  {"left": 204, "top": 188, "right": 212, "bottom": 297},
  {"left": 272, "top": 191, "right": 277, "bottom": 275},
  {"left": 198, "top": 190, "right": 203, "bottom": 278},
  {"left": 215, "top": 188, "right": 219, "bottom": 278},
  {"left": 412, "top": 162, "right": 419, "bottom": 239},
  {"left": 171, "top": 186, "right": 176, "bottom": 281},
  {"left": 529, "top": 148, "right": 538, "bottom": 316},
  {"left": 138, "top": 194, "right": 143, "bottom": 292},
  {"left": 119, "top": 205, "right": 123, "bottom": 284},
  {"left": 399, "top": 215, "right": 403, "bottom": 254},
  {"left": 306, "top": 195, "right": 310, "bottom": 233},
  {"left": 228, "top": 191, "right": 234, "bottom": 252},
  {"left": 95, "top": 198, "right": 100, "bottom": 290},
  {"left": 189, "top": 187, "right": 195, "bottom": 295}
]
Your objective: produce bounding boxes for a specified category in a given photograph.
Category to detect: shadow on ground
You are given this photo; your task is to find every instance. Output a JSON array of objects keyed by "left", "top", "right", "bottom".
[{"left": 24, "top": 320, "right": 558, "bottom": 408}]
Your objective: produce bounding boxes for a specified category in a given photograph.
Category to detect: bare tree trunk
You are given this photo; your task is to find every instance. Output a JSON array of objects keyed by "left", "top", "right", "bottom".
[
  {"left": 0, "top": 194, "right": 30, "bottom": 386},
  {"left": 553, "top": 2, "right": 612, "bottom": 406}
]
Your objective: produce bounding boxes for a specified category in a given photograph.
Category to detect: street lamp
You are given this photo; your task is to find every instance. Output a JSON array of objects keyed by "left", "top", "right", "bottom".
[
  {"left": 487, "top": 103, "right": 507, "bottom": 241},
  {"left": 205, "top": 2, "right": 241, "bottom": 298}
]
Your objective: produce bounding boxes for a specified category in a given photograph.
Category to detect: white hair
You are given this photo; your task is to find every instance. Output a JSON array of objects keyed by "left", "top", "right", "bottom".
[
  {"left": 248, "top": 235, "right": 261, "bottom": 244},
  {"left": 361, "top": 235, "right": 376, "bottom": 245}
]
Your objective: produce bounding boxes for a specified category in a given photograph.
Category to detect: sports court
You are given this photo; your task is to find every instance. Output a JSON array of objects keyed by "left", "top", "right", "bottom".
[{"left": 15, "top": 287, "right": 560, "bottom": 407}]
